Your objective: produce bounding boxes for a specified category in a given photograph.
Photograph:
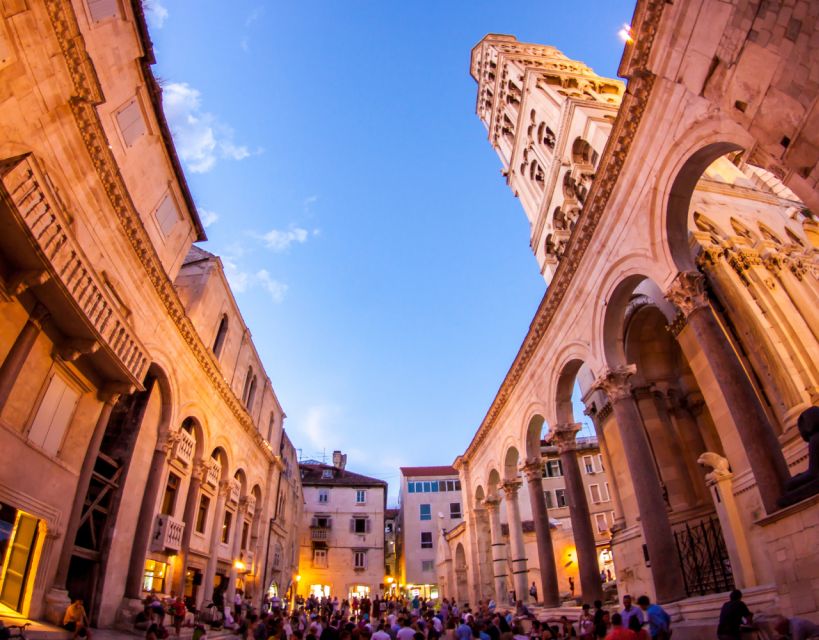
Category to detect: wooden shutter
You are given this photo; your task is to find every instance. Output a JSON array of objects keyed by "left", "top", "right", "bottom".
[
  {"left": 365, "top": 518, "right": 371, "bottom": 533},
  {"left": 350, "top": 518, "right": 355, "bottom": 533},
  {"left": 28, "top": 373, "right": 80, "bottom": 456}
]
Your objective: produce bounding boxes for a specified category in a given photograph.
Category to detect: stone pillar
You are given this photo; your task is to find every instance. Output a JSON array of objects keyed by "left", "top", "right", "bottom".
[
  {"left": 483, "top": 497, "right": 508, "bottom": 605},
  {"left": 696, "top": 243, "right": 803, "bottom": 424},
  {"left": 522, "top": 460, "right": 560, "bottom": 606},
  {"left": 472, "top": 506, "right": 494, "bottom": 601},
  {"left": 552, "top": 423, "right": 603, "bottom": 603},
  {"left": 593, "top": 365, "right": 686, "bottom": 603},
  {"left": 45, "top": 390, "right": 122, "bottom": 622},
  {"left": 0, "top": 304, "right": 48, "bottom": 410},
  {"left": 226, "top": 499, "right": 248, "bottom": 604},
  {"left": 697, "top": 453, "right": 757, "bottom": 589},
  {"left": 172, "top": 461, "right": 207, "bottom": 595},
  {"left": 201, "top": 481, "right": 229, "bottom": 608},
  {"left": 124, "top": 437, "right": 172, "bottom": 599},
  {"left": 665, "top": 271, "right": 789, "bottom": 513},
  {"left": 500, "top": 479, "right": 528, "bottom": 603}
]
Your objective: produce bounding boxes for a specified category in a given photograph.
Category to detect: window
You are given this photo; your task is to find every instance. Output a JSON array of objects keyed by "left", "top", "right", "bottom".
[
  {"left": 161, "top": 473, "right": 180, "bottom": 515},
  {"left": 155, "top": 194, "right": 180, "bottom": 237},
  {"left": 351, "top": 518, "right": 369, "bottom": 534},
  {"left": 421, "top": 532, "right": 433, "bottom": 549},
  {"left": 142, "top": 559, "right": 167, "bottom": 592},
  {"left": 455, "top": 480, "right": 461, "bottom": 490},
  {"left": 414, "top": 482, "right": 423, "bottom": 493},
  {"left": 322, "top": 469, "right": 334, "bottom": 479},
  {"left": 582, "top": 455, "right": 595, "bottom": 474},
  {"left": 195, "top": 495, "right": 210, "bottom": 533},
  {"left": 420, "top": 504, "right": 431, "bottom": 521},
  {"left": 28, "top": 371, "right": 81, "bottom": 456},
  {"left": 116, "top": 98, "right": 146, "bottom": 147},
  {"left": 87, "top": 0, "right": 120, "bottom": 22},
  {"left": 318, "top": 489, "right": 329, "bottom": 504},
  {"left": 590, "top": 484, "right": 602, "bottom": 504},
  {"left": 450, "top": 503, "right": 462, "bottom": 519},
  {"left": 545, "top": 460, "right": 563, "bottom": 478},
  {"left": 353, "top": 551, "right": 367, "bottom": 570},
  {"left": 423, "top": 482, "right": 431, "bottom": 493},
  {"left": 595, "top": 513, "right": 609, "bottom": 533},
  {"left": 355, "top": 490, "right": 366, "bottom": 504},
  {"left": 221, "top": 510, "right": 233, "bottom": 544},
  {"left": 212, "top": 314, "right": 228, "bottom": 358},
  {"left": 445, "top": 480, "right": 457, "bottom": 492},
  {"left": 422, "top": 560, "right": 434, "bottom": 572},
  {"left": 555, "top": 489, "right": 567, "bottom": 508},
  {"left": 313, "top": 548, "right": 328, "bottom": 568},
  {"left": 431, "top": 481, "right": 439, "bottom": 492},
  {"left": 598, "top": 454, "right": 604, "bottom": 471},
  {"left": 408, "top": 482, "right": 415, "bottom": 494},
  {"left": 544, "top": 490, "right": 553, "bottom": 509},
  {"left": 385, "top": 522, "right": 393, "bottom": 534}
]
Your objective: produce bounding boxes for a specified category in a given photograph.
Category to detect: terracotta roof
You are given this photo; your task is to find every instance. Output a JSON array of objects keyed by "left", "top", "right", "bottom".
[
  {"left": 183, "top": 245, "right": 216, "bottom": 265},
  {"left": 299, "top": 462, "right": 387, "bottom": 487},
  {"left": 385, "top": 508, "right": 400, "bottom": 519},
  {"left": 400, "top": 465, "right": 458, "bottom": 477}
]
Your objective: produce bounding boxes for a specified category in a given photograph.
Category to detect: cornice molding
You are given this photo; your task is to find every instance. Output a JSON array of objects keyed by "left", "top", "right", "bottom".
[
  {"left": 46, "top": 0, "right": 275, "bottom": 461},
  {"left": 462, "top": 0, "right": 665, "bottom": 462}
]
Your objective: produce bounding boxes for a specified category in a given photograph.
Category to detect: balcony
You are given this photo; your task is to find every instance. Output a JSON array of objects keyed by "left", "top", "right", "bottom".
[
  {"left": 150, "top": 514, "right": 184, "bottom": 552},
  {"left": 0, "top": 154, "right": 148, "bottom": 388},
  {"left": 310, "top": 528, "right": 330, "bottom": 542},
  {"left": 205, "top": 460, "right": 220, "bottom": 487},
  {"left": 172, "top": 429, "right": 195, "bottom": 466},
  {"left": 244, "top": 494, "right": 256, "bottom": 516},
  {"left": 228, "top": 479, "right": 241, "bottom": 504}
]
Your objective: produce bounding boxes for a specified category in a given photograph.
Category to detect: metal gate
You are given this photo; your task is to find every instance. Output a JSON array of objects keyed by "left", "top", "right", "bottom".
[{"left": 673, "top": 517, "right": 734, "bottom": 596}]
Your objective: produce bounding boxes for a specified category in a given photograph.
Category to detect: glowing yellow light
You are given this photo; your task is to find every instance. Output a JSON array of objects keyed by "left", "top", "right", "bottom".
[
  {"left": 234, "top": 559, "right": 246, "bottom": 571},
  {"left": 386, "top": 577, "right": 394, "bottom": 584},
  {"left": 296, "top": 574, "right": 301, "bottom": 582},
  {"left": 618, "top": 24, "right": 633, "bottom": 44}
]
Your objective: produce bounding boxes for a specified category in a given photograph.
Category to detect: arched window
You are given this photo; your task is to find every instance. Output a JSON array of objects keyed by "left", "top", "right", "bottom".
[
  {"left": 267, "top": 413, "right": 276, "bottom": 442},
  {"left": 212, "top": 314, "right": 228, "bottom": 358},
  {"left": 246, "top": 376, "right": 258, "bottom": 413},
  {"left": 242, "top": 367, "right": 253, "bottom": 405}
]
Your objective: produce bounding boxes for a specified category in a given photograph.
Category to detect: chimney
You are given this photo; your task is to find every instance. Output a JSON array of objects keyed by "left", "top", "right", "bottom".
[{"left": 332, "top": 450, "right": 346, "bottom": 470}]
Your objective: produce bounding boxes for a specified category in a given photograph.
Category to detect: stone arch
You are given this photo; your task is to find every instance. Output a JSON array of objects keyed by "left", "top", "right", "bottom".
[
  {"left": 474, "top": 485, "right": 486, "bottom": 508},
  {"left": 524, "top": 414, "right": 547, "bottom": 463},
  {"left": 503, "top": 446, "right": 520, "bottom": 481},
  {"left": 210, "top": 446, "right": 230, "bottom": 481},
  {"left": 180, "top": 415, "right": 206, "bottom": 461},
  {"left": 455, "top": 543, "right": 469, "bottom": 604},
  {"left": 487, "top": 469, "right": 501, "bottom": 498}
]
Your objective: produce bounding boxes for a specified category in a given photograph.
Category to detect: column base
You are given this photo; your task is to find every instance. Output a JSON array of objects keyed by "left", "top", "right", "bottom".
[
  {"left": 44, "top": 587, "right": 71, "bottom": 625},
  {"left": 115, "top": 597, "right": 146, "bottom": 630}
]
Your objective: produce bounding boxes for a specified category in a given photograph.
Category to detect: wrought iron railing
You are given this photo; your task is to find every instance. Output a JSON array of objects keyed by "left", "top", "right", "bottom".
[{"left": 673, "top": 516, "right": 734, "bottom": 596}]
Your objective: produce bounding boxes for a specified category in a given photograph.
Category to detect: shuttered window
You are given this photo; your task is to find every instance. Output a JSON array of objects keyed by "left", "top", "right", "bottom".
[
  {"left": 155, "top": 195, "right": 180, "bottom": 237},
  {"left": 87, "top": 0, "right": 119, "bottom": 22},
  {"left": 28, "top": 372, "right": 80, "bottom": 456},
  {"left": 116, "top": 99, "right": 147, "bottom": 147}
]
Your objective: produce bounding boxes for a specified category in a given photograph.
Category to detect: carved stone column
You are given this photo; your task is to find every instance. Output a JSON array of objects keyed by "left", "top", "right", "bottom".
[
  {"left": 201, "top": 480, "right": 230, "bottom": 608},
  {"left": 522, "top": 460, "right": 560, "bottom": 606},
  {"left": 124, "top": 432, "right": 173, "bottom": 599},
  {"left": 483, "top": 496, "right": 508, "bottom": 604},
  {"left": 0, "top": 304, "right": 48, "bottom": 410},
  {"left": 46, "top": 388, "right": 123, "bottom": 622},
  {"left": 697, "top": 453, "right": 757, "bottom": 589},
  {"left": 666, "top": 271, "right": 789, "bottom": 513},
  {"left": 172, "top": 460, "right": 208, "bottom": 595},
  {"left": 593, "top": 365, "right": 686, "bottom": 603},
  {"left": 500, "top": 479, "right": 528, "bottom": 603},
  {"left": 472, "top": 505, "right": 494, "bottom": 601},
  {"left": 552, "top": 423, "right": 603, "bottom": 603},
  {"left": 696, "top": 244, "right": 803, "bottom": 424},
  {"left": 226, "top": 499, "right": 248, "bottom": 604}
]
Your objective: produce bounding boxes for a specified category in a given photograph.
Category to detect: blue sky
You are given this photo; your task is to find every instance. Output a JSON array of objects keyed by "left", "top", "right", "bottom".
[{"left": 147, "top": 1, "right": 635, "bottom": 503}]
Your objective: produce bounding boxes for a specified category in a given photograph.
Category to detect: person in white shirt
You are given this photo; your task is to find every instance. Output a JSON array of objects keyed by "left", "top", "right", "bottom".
[{"left": 373, "top": 622, "right": 392, "bottom": 640}]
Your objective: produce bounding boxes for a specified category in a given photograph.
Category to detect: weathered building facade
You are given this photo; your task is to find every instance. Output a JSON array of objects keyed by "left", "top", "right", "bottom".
[
  {"left": 298, "top": 453, "right": 387, "bottom": 601},
  {"left": 0, "top": 0, "right": 300, "bottom": 627},
  {"left": 454, "top": 1, "right": 819, "bottom": 636}
]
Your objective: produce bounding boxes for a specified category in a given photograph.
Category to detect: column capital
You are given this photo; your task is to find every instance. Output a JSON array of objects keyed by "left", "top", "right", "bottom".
[
  {"left": 500, "top": 479, "right": 522, "bottom": 498},
  {"left": 191, "top": 460, "right": 209, "bottom": 483},
  {"left": 521, "top": 459, "right": 544, "bottom": 482},
  {"left": 592, "top": 364, "right": 637, "bottom": 403},
  {"left": 551, "top": 423, "right": 582, "bottom": 453},
  {"left": 665, "top": 270, "right": 709, "bottom": 319},
  {"left": 218, "top": 479, "right": 233, "bottom": 498},
  {"left": 697, "top": 452, "right": 733, "bottom": 484},
  {"left": 483, "top": 496, "right": 500, "bottom": 512}
]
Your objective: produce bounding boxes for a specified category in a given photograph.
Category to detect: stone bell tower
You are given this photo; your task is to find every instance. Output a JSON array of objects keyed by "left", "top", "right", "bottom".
[{"left": 470, "top": 35, "right": 625, "bottom": 283}]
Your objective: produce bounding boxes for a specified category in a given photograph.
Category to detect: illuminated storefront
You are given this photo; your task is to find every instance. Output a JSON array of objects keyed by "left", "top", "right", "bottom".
[{"left": 0, "top": 503, "right": 45, "bottom": 615}]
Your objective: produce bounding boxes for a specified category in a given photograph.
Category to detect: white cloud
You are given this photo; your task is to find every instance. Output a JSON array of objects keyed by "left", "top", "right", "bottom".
[
  {"left": 163, "top": 82, "right": 255, "bottom": 173},
  {"left": 245, "top": 6, "right": 264, "bottom": 27},
  {"left": 302, "top": 405, "right": 343, "bottom": 450},
  {"left": 256, "top": 269, "right": 288, "bottom": 303},
  {"left": 199, "top": 208, "right": 219, "bottom": 228},
  {"left": 145, "top": 0, "right": 168, "bottom": 29},
  {"left": 221, "top": 256, "right": 249, "bottom": 293},
  {"left": 303, "top": 195, "right": 319, "bottom": 209},
  {"left": 261, "top": 226, "right": 309, "bottom": 252}
]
